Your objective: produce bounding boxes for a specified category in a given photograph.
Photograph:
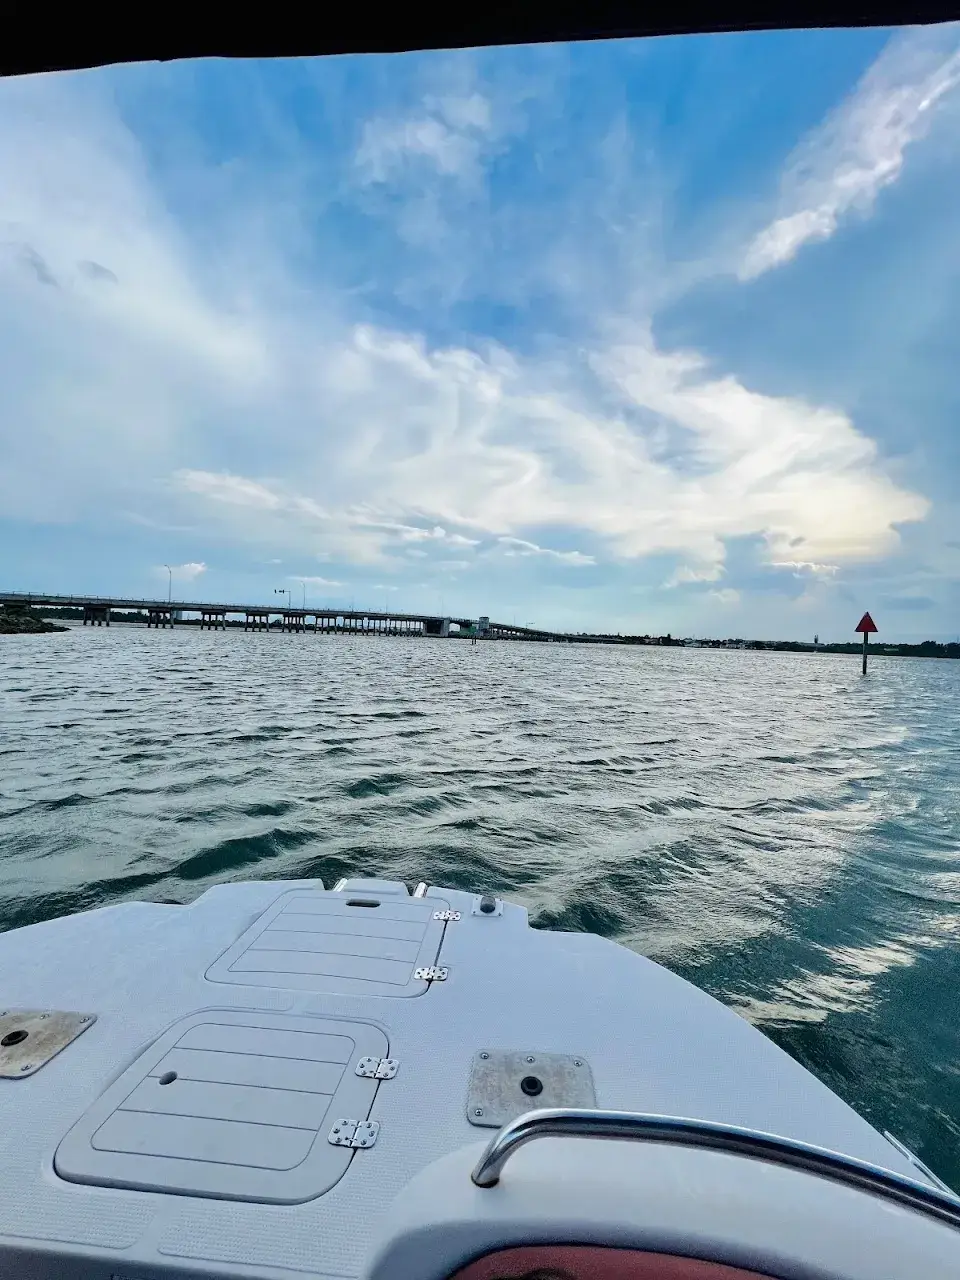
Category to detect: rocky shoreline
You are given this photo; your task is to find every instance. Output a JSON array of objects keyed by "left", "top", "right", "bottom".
[{"left": 0, "top": 607, "right": 68, "bottom": 635}]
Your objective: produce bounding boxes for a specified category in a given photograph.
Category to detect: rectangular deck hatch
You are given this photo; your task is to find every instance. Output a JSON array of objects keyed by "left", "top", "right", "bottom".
[
  {"left": 55, "top": 1011, "right": 388, "bottom": 1203},
  {"left": 205, "top": 889, "right": 450, "bottom": 996}
]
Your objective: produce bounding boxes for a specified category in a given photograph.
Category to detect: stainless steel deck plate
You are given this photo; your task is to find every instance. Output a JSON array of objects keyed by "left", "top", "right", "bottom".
[
  {"left": 0, "top": 1010, "right": 96, "bottom": 1078},
  {"left": 466, "top": 1050, "right": 596, "bottom": 1127}
]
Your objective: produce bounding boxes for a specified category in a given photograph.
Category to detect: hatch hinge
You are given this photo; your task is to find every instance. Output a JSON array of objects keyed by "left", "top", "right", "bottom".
[
  {"left": 355, "top": 1056, "right": 399, "bottom": 1079},
  {"left": 328, "top": 1119, "right": 380, "bottom": 1148},
  {"left": 433, "top": 909, "right": 461, "bottom": 922},
  {"left": 415, "top": 965, "right": 449, "bottom": 982}
]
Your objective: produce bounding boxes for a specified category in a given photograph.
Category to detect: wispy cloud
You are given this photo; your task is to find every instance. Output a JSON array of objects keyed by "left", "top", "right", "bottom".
[
  {"left": 771, "top": 560, "right": 840, "bottom": 579},
  {"left": 178, "top": 471, "right": 282, "bottom": 510},
  {"left": 355, "top": 94, "right": 494, "bottom": 185},
  {"left": 497, "top": 537, "right": 595, "bottom": 565},
  {"left": 665, "top": 564, "right": 726, "bottom": 588},
  {"left": 740, "top": 27, "right": 960, "bottom": 279},
  {"left": 166, "top": 309, "right": 926, "bottom": 580},
  {"left": 363, "top": 521, "right": 479, "bottom": 548}
]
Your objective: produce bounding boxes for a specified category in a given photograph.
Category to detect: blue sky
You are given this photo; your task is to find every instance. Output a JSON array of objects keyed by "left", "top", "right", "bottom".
[{"left": 3, "top": 26, "right": 960, "bottom": 639}]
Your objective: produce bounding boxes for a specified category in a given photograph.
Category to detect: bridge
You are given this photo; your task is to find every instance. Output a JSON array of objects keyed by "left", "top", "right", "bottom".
[{"left": 0, "top": 592, "right": 574, "bottom": 643}]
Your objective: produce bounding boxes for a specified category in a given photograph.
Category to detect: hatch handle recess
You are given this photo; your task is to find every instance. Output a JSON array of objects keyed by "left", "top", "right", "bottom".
[{"left": 470, "top": 1108, "right": 960, "bottom": 1229}]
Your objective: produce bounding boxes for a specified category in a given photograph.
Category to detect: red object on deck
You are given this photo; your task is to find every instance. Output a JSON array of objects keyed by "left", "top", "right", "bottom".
[
  {"left": 855, "top": 612, "right": 878, "bottom": 634},
  {"left": 451, "top": 1245, "right": 776, "bottom": 1277}
]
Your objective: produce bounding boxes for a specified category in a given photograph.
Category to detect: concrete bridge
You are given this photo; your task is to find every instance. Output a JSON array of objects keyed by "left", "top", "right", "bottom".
[{"left": 1, "top": 593, "right": 579, "bottom": 642}]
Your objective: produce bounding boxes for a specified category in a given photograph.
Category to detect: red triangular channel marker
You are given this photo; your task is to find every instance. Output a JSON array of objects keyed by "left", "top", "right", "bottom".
[{"left": 855, "top": 612, "right": 878, "bottom": 634}]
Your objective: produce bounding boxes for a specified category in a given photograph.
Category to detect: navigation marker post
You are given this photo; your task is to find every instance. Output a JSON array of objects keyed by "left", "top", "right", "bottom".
[{"left": 855, "top": 611, "right": 878, "bottom": 675}]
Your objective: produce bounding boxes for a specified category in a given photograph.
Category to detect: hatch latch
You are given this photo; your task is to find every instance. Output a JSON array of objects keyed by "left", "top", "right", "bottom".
[
  {"left": 433, "top": 909, "right": 461, "bottom": 921},
  {"left": 414, "top": 966, "right": 448, "bottom": 982}
]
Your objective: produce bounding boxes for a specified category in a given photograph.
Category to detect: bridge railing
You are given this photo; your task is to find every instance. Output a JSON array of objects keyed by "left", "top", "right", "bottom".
[
  {"left": 4, "top": 591, "right": 601, "bottom": 644},
  {"left": 1, "top": 591, "right": 459, "bottom": 622}
]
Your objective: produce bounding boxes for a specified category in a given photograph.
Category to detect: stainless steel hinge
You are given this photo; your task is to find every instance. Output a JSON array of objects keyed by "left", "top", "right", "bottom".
[
  {"left": 328, "top": 1119, "right": 380, "bottom": 1148},
  {"left": 433, "top": 909, "right": 461, "bottom": 921},
  {"left": 415, "top": 965, "right": 448, "bottom": 981},
  {"left": 356, "top": 1056, "right": 399, "bottom": 1079}
]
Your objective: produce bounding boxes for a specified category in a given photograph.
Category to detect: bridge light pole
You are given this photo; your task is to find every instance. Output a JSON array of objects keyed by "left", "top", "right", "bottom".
[
  {"left": 275, "top": 587, "right": 291, "bottom": 633},
  {"left": 164, "top": 565, "right": 172, "bottom": 603}
]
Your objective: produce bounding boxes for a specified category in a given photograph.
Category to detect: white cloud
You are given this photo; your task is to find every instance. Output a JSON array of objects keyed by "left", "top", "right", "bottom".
[
  {"left": 709, "top": 587, "right": 741, "bottom": 605},
  {"left": 771, "top": 560, "right": 840, "bottom": 579},
  {"left": 496, "top": 537, "right": 595, "bottom": 566},
  {"left": 591, "top": 330, "right": 928, "bottom": 565},
  {"left": 665, "top": 563, "right": 725, "bottom": 587},
  {"left": 355, "top": 94, "right": 493, "bottom": 185},
  {"left": 293, "top": 575, "right": 344, "bottom": 587},
  {"left": 0, "top": 77, "right": 270, "bottom": 528},
  {"left": 740, "top": 27, "right": 960, "bottom": 278},
  {"left": 164, "top": 313, "right": 925, "bottom": 579},
  {"left": 160, "top": 561, "right": 207, "bottom": 580},
  {"left": 178, "top": 471, "right": 282, "bottom": 510},
  {"left": 363, "top": 521, "right": 478, "bottom": 547}
]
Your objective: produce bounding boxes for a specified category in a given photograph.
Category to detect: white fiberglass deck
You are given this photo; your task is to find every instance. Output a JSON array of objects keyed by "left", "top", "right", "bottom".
[{"left": 0, "top": 877, "right": 952, "bottom": 1279}]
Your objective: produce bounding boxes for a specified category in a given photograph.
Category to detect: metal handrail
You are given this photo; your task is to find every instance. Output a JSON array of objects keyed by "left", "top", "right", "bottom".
[{"left": 470, "top": 1108, "right": 960, "bottom": 1229}]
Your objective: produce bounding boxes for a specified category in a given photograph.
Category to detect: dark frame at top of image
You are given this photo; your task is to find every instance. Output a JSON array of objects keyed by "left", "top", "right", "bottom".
[{"left": 3, "top": 1, "right": 960, "bottom": 81}]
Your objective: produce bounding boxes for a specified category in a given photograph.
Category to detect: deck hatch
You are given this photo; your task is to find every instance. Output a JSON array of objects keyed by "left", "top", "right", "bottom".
[{"left": 55, "top": 1011, "right": 387, "bottom": 1203}]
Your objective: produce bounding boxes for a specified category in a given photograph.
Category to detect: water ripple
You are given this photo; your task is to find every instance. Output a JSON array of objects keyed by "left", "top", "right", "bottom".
[{"left": 2, "top": 625, "right": 960, "bottom": 1183}]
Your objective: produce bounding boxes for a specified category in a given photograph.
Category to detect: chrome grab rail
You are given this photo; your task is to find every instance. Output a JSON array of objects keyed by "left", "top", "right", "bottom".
[{"left": 470, "top": 1108, "right": 960, "bottom": 1229}]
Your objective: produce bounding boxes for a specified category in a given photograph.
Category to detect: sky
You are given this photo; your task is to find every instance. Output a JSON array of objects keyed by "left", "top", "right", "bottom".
[{"left": 3, "top": 26, "right": 960, "bottom": 640}]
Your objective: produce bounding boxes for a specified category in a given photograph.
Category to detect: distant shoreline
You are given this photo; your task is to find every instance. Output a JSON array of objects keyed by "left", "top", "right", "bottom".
[{"left": 21, "top": 606, "right": 960, "bottom": 659}]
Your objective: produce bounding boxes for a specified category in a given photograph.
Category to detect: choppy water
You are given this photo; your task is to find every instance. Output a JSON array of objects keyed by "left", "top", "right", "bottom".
[{"left": 3, "top": 625, "right": 960, "bottom": 1182}]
